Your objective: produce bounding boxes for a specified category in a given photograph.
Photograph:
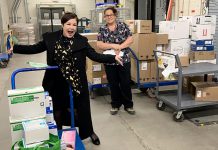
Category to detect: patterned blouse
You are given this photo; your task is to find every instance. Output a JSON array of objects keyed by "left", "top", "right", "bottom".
[{"left": 97, "top": 21, "right": 132, "bottom": 65}]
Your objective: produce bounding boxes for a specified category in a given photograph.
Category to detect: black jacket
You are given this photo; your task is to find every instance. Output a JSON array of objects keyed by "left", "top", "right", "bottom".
[{"left": 14, "top": 30, "right": 116, "bottom": 139}]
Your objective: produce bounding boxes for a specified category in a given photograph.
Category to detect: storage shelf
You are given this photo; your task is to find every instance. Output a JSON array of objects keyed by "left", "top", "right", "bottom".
[
  {"left": 174, "top": 63, "right": 218, "bottom": 76},
  {"left": 157, "top": 91, "right": 218, "bottom": 109}
]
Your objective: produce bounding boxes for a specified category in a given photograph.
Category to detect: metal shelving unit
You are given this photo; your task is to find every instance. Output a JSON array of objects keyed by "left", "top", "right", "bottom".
[
  {"left": 90, "top": 7, "right": 131, "bottom": 32},
  {"left": 154, "top": 50, "right": 218, "bottom": 122}
]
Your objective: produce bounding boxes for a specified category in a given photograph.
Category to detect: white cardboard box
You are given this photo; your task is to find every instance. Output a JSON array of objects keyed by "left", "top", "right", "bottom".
[
  {"left": 159, "top": 21, "right": 189, "bottom": 39},
  {"left": 22, "top": 119, "right": 49, "bottom": 145},
  {"left": 180, "top": 15, "right": 216, "bottom": 34},
  {"left": 8, "top": 86, "right": 46, "bottom": 122},
  {"left": 10, "top": 121, "right": 23, "bottom": 145},
  {"left": 166, "top": 39, "right": 190, "bottom": 56},
  {"left": 191, "top": 24, "right": 213, "bottom": 40}
]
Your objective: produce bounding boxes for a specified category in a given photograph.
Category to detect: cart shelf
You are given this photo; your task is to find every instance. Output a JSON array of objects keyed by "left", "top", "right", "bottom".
[{"left": 175, "top": 63, "right": 218, "bottom": 76}]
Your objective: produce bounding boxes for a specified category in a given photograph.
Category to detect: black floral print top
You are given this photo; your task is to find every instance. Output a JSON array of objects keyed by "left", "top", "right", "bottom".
[{"left": 98, "top": 21, "right": 132, "bottom": 65}]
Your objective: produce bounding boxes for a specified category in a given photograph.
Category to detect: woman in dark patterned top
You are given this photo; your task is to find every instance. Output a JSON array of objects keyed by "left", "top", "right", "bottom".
[
  {"left": 9, "top": 12, "right": 123, "bottom": 145},
  {"left": 97, "top": 7, "right": 135, "bottom": 115}
]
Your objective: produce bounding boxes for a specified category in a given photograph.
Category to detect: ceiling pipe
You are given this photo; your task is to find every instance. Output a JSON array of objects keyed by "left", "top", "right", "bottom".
[
  {"left": 24, "top": 0, "right": 30, "bottom": 23},
  {"left": 14, "top": 0, "right": 22, "bottom": 23},
  {"left": 11, "top": 0, "right": 18, "bottom": 23}
]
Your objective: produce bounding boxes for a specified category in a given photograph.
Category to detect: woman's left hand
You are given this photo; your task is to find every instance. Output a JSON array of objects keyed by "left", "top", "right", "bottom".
[{"left": 115, "top": 55, "right": 123, "bottom": 66}]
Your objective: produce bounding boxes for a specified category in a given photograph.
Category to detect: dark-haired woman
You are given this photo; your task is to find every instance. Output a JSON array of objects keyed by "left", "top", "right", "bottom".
[
  {"left": 9, "top": 12, "right": 122, "bottom": 145},
  {"left": 97, "top": 7, "right": 135, "bottom": 115}
]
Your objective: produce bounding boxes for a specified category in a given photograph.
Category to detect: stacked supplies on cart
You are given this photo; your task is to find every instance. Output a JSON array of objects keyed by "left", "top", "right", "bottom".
[
  {"left": 179, "top": 15, "right": 216, "bottom": 65},
  {"left": 8, "top": 87, "right": 59, "bottom": 149}
]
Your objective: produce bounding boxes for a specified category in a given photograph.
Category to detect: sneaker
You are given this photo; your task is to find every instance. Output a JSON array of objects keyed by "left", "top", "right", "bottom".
[
  {"left": 124, "top": 107, "right": 135, "bottom": 115},
  {"left": 110, "top": 107, "right": 119, "bottom": 115}
]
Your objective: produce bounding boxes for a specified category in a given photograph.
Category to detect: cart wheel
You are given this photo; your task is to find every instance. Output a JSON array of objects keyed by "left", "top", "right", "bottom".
[
  {"left": 147, "top": 87, "right": 156, "bottom": 98},
  {"left": 156, "top": 101, "right": 165, "bottom": 111},
  {"left": 0, "top": 61, "right": 7, "bottom": 68},
  {"left": 173, "top": 112, "right": 184, "bottom": 122},
  {"left": 90, "top": 91, "right": 95, "bottom": 99}
]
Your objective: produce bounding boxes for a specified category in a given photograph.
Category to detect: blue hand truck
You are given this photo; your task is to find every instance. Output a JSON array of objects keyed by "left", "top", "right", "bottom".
[{"left": 11, "top": 66, "right": 86, "bottom": 150}]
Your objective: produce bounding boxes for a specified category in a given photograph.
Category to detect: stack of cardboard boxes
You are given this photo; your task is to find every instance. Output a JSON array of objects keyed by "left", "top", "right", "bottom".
[
  {"left": 159, "top": 20, "right": 190, "bottom": 67},
  {"left": 125, "top": 20, "right": 168, "bottom": 83},
  {"left": 8, "top": 87, "right": 57, "bottom": 149},
  {"left": 81, "top": 33, "right": 108, "bottom": 85},
  {"left": 178, "top": 15, "right": 218, "bottom": 101}
]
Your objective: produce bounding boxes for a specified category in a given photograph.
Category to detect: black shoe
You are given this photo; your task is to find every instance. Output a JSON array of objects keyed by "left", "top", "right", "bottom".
[
  {"left": 90, "top": 133, "right": 100, "bottom": 145},
  {"left": 124, "top": 107, "right": 136, "bottom": 115}
]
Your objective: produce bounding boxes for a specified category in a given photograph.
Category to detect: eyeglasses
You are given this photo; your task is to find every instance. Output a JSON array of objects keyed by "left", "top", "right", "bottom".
[{"left": 104, "top": 14, "right": 115, "bottom": 18}]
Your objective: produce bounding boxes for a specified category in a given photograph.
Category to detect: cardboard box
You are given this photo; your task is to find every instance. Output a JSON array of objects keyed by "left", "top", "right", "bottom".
[
  {"left": 159, "top": 21, "right": 190, "bottom": 39},
  {"left": 191, "top": 24, "right": 213, "bottom": 40},
  {"left": 183, "top": 75, "right": 214, "bottom": 92},
  {"left": 8, "top": 87, "right": 46, "bottom": 122},
  {"left": 87, "top": 70, "right": 108, "bottom": 84},
  {"left": 81, "top": 33, "right": 98, "bottom": 40},
  {"left": 125, "top": 20, "right": 136, "bottom": 33},
  {"left": 88, "top": 40, "right": 103, "bottom": 53},
  {"left": 125, "top": 20, "right": 152, "bottom": 33},
  {"left": 156, "top": 33, "right": 168, "bottom": 44},
  {"left": 22, "top": 119, "right": 49, "bottom": 145},
  {"left": 191, "top": 82, "right": 218, "bottom": 101},
  {"left": 177, "top": 56, "right": 189, "bottom": 67},
  {"left": 166, "top": 39, "right": 190, "bottom": 56},
  {"left": 86, "top": 58, "right": 104, "bottom": 72},
  {"left": 191, "top": 39, "right": 213, "bottom": 46},
  {"left": 10, "top": 121, "right": 23, "bottom": 145},
  {"left": 191, "top": 45, "right": 214, "bottom": 51},
  {"left": 130, "top": 33, "right": 157, "bottom": 60},
  {"left": 190, "top": 51, "right": 216, "bottom": 60},
  {"left": 150, "top": 60, "right": 163, "bottom": 82},
  {"left": 136, "top": 20, "right": 152, "bottom": 33},
  {"left": 131, "top": 58, "right": 150, "bottom": 83},
  {"left": 179, "top": 15, "right": 216, "bottom": 34}
]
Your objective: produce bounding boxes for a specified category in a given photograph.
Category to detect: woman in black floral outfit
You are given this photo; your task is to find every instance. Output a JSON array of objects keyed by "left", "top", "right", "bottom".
[{"left": 97, "top": 7, "right": 135, "bottom": 115}]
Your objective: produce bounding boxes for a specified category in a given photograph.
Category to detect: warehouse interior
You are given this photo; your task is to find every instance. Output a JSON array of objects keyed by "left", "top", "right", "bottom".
[{"left": 1, "top": 0, "right": 218, "bottom": 150}]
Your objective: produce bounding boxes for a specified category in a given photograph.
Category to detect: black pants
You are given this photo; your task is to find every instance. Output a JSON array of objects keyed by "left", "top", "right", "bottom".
[{"left": 105, "top": 62, "right": 133, "bottom": 108}]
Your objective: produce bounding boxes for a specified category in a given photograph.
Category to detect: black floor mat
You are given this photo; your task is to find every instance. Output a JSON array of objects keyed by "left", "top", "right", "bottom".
[{"left": 184, "top": 107, "right": 218, "bottom": 126}]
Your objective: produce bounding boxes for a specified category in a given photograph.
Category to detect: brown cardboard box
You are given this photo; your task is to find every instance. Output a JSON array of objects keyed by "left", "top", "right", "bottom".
[
  {"left": 136, "top": 20, "right": 152, "bottom": 33},
  {"left": 150, "top": 60, "right": 163, "bottom": 82},
  {"left": 130, "top": 33, "right": 157, "bottom": 60},
  {"left": 131, "top": 58, "right": 150, "bottom": 83},
  {"left": 86, "top": 58, "right": 105, "bottom": 71},
  {"left": 189, "top": 51, "right": 216, "bottom": 60},
  {"left": 176, "top": 56, "right": 189, "bottom": 67},
  {"left": 125, "top": 20, "right": 136, "bottom": 33},
  {"left": 81, "top": 33, "right": 98, "bottom": 40},
  {"left": 183, "top": 75, "right": 214, "bottom": 92},
  {"left": 88, "top": 41, "right": 103, "bottom": 53},
  {"left": 156, "top": 33, "right": 168, "bottom": 45},
  {"left": 87, "top": 70, "right": 108, "bottom": 84},
  {"left": 191, "top": 82, "right": 218, "bottom": 101}
]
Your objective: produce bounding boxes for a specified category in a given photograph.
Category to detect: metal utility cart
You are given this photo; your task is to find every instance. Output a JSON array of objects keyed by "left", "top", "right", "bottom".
[
  {"left": 130, "top": 49, "right": 177, "bottom": 98},
  {"left": 11, "top": 66, "right": 85, "bottom": 150},
  {"left": 154, "top": 50, "right": 218, "bottom": 122}
]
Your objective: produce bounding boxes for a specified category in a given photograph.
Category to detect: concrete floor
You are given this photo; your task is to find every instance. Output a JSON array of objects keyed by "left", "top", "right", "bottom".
[{"left": 1, "top": 52, "right": 218, "bottom": 150}]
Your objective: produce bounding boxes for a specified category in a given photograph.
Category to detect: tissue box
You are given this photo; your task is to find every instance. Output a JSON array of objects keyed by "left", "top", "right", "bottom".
[
  {"left": 47, "top": 122, "right": 58, "bottom": 136},
  {"left": 8, "top": 86, "right": 46, "bottom": 122},
  {"left": 22, "top": 119, "right": 49, "bottom": 145}
]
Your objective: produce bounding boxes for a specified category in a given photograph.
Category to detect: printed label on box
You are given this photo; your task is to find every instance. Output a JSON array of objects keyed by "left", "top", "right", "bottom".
[
  {"left": 93, "top": 78, "right": 101, "bottom": 84},
  {"left": 92, "top": 64, "right": 101, "bottom": 71},
  {"left": 197, "top": 91, "right": 201, "bottom": 98},
  {"left": 141, "top": 62, "right": 147, "bottom": 70}
]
